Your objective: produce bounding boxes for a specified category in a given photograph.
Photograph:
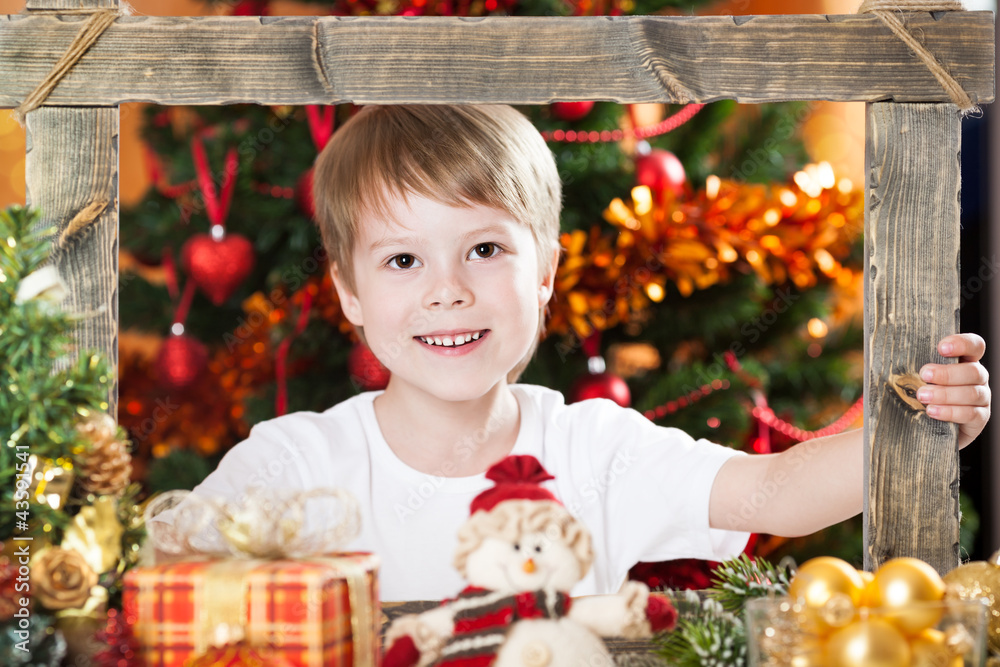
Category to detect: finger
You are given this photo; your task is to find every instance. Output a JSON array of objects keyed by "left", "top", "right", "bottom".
[
  {"left": 938, "top": 333, "right": 986, "bottom": 362},
  {"left": 917, "top": 384, "right": 991, "bottom": 408},
  {"left": 926, "top": 404, "right": 990, "bottom": 425},
  {"left": 920, "top": 362, "right": 989, "bottom": 387}
]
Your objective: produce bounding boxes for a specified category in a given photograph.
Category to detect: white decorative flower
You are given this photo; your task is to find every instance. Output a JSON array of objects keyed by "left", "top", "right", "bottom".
[{"left": 15, "top": 265, "right": 68, "bottom": 308}]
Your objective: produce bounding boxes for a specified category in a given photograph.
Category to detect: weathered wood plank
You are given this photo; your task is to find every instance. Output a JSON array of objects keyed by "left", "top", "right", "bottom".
[
  {"left": 25, "top": 106, "right": 120, "bottom": 417},
  {"left": 26, "top": 0, "right": 119, "bottom": 9},
  {"left": 863, "top": 102, "right": 961, "bottom": 575},
  {"left": 0, "top": 13, "right": 993, "bottom": 107}
]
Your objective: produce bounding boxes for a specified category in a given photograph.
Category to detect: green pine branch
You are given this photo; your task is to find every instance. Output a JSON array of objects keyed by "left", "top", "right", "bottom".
[
  {"left": 652, "top": 556, "right": 789, "bottom": 667},
  {"left": 0, "top": 206, "right": 115, "bottom": 543},
  {"left": 655, "top": 590, "right": 748, "bottom": 667},
  {"left": 707, "top": 553, "right": 791, "bottom": 613}
]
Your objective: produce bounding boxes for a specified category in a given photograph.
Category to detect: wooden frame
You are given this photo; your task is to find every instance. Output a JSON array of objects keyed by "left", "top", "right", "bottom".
[{"left": 2, "top": 0, "right": 994, "bottom": 574}]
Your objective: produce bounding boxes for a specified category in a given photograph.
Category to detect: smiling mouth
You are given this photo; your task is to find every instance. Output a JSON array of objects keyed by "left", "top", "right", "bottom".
[{"left": 415, "top": 330, "right": 489, "bottom": 347}]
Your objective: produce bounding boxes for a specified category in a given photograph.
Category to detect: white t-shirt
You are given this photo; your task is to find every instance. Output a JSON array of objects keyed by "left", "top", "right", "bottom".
[{"left": 152, "top": 384, "right": 749, "bottom": 601}]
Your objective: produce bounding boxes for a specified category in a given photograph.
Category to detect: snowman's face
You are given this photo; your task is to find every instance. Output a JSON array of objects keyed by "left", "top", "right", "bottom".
[{"left": 464, "top": 529, "right": 582, "bottom": 594}]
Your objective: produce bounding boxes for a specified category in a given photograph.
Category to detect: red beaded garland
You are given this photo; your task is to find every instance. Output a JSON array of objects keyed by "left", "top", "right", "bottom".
[{"left": 540, "top": 103, "right": 705, "bottom": 143}]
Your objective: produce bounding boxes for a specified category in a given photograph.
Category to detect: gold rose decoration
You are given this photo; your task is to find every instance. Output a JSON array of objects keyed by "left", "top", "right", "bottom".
[{"left": 32, "top": 547, "right": 99, "bottom": 611}]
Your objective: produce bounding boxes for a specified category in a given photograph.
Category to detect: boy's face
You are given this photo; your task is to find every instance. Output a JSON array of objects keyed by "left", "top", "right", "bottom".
[{"left": 332, "top": 192, "right": 557, "bottom": 402}]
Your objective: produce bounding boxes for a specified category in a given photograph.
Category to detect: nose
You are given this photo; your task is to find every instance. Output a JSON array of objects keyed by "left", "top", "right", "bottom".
[
  {"left": 423, "top": 264, "right": 473, "bottom": 310},
  {"left": 522, "top": 558, "right": 536, "bottom": 574}
]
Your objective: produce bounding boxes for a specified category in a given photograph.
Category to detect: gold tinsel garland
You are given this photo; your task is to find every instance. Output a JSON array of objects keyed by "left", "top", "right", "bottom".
[{"left": 548, "top": 163, "right": 863, "bottom": 339}]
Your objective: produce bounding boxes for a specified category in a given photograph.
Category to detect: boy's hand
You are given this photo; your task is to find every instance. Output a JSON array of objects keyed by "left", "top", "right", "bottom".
[{"left": 917, "top": 333, "right": 991, "bottom": 449}]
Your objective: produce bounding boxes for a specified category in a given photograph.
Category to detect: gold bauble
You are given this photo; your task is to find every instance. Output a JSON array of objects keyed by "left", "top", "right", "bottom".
[
  {"left": 911, "top": 628, "right": 962, "bottom": 667},
  {"left": 859, "top": 570, "right": 881, "bottom": 607},
  {"left": 790, "top": 557, "right": 866, "bottom": 608},
  {"left": 943, "top": 550, "right": 1000, "bottom": 654},
  {"left": 872, "top": 557, "right": 946, "bottom": 636},
  {"left": 789, "top": 636, "right": 828, "bottom": 667},
  {"left": 827, "top": 618, "right": 911, "bottom": 667},
  {"left": 789, "top": 557, "right": 865, "bottom": 636},
  {"left": 821, "top": 592, "right": 859, "bottom": 630}
]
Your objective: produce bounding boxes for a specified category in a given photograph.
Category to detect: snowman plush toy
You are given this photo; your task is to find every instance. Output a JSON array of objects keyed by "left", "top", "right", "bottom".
[{"left": 383, "top": 455, "right": 677, "bottom": 667}]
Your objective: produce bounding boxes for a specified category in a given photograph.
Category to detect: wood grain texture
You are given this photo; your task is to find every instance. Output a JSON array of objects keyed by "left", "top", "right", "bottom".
[
  {"left": 862, "top": 102, "right": 961, "bottom": 575},
  {"left": 0, "top": 12, "right": 993, "bottom": 107},
  {"left": 25, "top": 0, "right": 119, "bottom": 9},
  {"left": 25, "top": 105, "right": 120, "bottom": 417}
]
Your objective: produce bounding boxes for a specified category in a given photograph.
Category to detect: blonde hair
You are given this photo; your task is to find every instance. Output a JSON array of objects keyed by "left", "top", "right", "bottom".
[
  {"left": 312, "top": 105, "right": 563, "bottom": 383},
  {"left": 453, "top": 500, "right": 593, "bottom": 580}
]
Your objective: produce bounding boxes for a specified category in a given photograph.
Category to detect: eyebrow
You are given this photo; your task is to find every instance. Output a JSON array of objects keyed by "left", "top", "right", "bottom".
[{"left": 367, "top": 224, "right": 514, "bottom": 254}]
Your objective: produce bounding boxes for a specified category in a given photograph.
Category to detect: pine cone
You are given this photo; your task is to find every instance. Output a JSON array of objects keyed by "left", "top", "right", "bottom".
[{"left": 77, "top": 412, "right": 133, "bottom": 496}]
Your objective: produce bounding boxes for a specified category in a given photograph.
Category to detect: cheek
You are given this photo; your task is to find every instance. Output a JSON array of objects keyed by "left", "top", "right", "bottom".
[
  {"left": 465, "top": 541, "right": 513, "bottom": 587},
  {"left": 544, "top": 546, "right": 582, "bottom": 587}
]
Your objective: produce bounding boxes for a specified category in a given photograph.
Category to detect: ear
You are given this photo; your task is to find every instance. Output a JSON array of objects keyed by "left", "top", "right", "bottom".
[
  {"left": 538, "top": 246, "right": 560, "bottom": 307},
  {"left": 330, "top": 262, "right": 364, "bottom": 327}
]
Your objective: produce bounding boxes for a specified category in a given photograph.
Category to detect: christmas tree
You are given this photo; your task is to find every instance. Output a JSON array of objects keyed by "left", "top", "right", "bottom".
[{"left": 115, "top": 0, "right": 886, "bottom": 590}]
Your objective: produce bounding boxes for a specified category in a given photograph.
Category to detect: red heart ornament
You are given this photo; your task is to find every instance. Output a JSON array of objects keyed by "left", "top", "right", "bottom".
[{"left": 181, "top": 233, "right": 255, "bottom": 306}]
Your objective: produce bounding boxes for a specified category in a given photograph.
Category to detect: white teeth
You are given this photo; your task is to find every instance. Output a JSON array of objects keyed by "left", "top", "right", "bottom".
[{"left": 419, "top": 331, "right": 484, "bottom": 347}]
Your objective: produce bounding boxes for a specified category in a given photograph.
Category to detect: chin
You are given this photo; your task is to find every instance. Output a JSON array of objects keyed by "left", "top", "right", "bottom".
[{"left": 414, "top": 377, "right": 509, "bottom": 404}]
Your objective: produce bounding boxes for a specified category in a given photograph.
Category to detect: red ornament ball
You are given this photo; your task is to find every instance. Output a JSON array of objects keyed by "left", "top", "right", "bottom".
[
  {"left": 232, "top": 0, "right": 270, "bottom": 15},
  {"left": 570, "top": 372, "right": 631, "bottom": 408},
  {"left": 296, "top": 167, "right": 315, "bottom": 220},
  {"left": 92, "top": 608, "right": 140, "bottom": 667},
  {"left": 635, "top": 149, "right": 687, "bottom": 196},
  {"left": 181, "top": 232, "right": 256, "bottom": 306},
  {"left": 156, "top": 334, "right": 209, "bottom": 390},
  {"left": 551, "top": 101, "right": 595, "bottom": 122},
  {"left": 348, "top": 343, "right": 391, "bottom": 391}
]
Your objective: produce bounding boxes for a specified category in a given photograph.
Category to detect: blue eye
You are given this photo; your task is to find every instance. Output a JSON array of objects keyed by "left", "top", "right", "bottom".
[
  {"left": 387, "top": 254, "right": 420, "bottom": 270},
  {"left": 469, "top": 243, "right": 501, "bottom": 260}
]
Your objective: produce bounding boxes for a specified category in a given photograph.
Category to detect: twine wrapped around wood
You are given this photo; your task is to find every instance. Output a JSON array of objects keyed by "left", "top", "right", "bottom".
[
  {"left": 858, "top": 0, "right": 978, "bottom": 115},
  {"left": 12, "top": 2, "right": 134, "bottom": 127}
]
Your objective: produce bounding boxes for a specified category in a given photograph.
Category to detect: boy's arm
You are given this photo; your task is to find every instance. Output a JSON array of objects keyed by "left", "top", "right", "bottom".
[{"left": 709, "top": 333, "right": 990, "bottom": 536}]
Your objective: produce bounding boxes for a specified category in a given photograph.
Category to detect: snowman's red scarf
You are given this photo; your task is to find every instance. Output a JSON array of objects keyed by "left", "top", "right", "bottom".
[{"left": 433, "top": 586, "right": 572, "bottom": 667}]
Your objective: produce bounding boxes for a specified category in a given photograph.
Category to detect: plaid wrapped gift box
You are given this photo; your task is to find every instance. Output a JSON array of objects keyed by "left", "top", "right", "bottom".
[{"left": 122, "top": 552, "right": 380, "bottom": 667}]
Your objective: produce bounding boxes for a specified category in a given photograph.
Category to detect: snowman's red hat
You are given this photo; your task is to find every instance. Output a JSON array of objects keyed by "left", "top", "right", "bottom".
[{"left": 471, "top": 455, "right": 561, "bottom": 514}]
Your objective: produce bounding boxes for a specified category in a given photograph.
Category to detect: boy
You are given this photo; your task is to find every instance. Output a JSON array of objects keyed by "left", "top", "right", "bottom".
[{"left": 154, "top": 105, "right": 990, "bottom": 601}]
